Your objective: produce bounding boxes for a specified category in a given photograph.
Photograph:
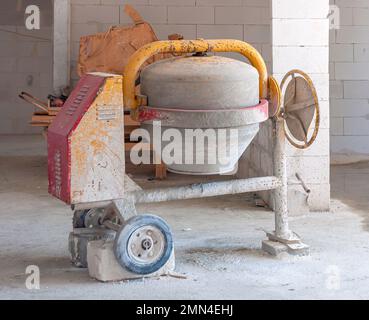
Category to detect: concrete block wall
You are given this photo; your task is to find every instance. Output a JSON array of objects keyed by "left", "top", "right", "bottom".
[
  {"left": 69, "top": 0, "right": 272, "bottom": 85},
  {"left": 330, "top": 0, "right": 369, "bottom": 162},
  {"left": 0, "top": 0, "right": 53, "bottom": 134},
  {"left": 239, "top": 0, "right": 330, "bottom": 212},
  {"left": 274, "top": 0, "right": 330, "bottom": 212}
]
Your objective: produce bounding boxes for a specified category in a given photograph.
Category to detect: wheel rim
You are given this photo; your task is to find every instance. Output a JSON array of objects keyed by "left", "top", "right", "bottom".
[
  {"left": 127, "top": 225, "right": 165, "bottom": 265},
  {"left": 279, "top": 69, "right": 320, "bottom": 149},
  {"left": 114, "top": 214, "right": 173, "bottom": 274}
]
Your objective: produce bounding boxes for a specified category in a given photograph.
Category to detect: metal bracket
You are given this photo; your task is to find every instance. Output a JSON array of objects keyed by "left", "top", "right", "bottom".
[
  {"left": 111, "top": 197, "right": 137, "bottom": 222},
  {"left": 262, "top": 239, "right": 310, "bottom": 256},
  {"left": 263, "top": 231, "right": 309, "bottom": 256},
  {"left": 261, "top": 117, "right": 310, "bottom": 257},
  {"left": 266, "top": 231, "right": 301, "bottom": 244}
]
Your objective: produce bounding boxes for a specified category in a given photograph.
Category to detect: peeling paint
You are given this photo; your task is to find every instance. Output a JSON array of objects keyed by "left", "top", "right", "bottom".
[{"left": 70, "top": 75, "right": 125, "bottom": 204}]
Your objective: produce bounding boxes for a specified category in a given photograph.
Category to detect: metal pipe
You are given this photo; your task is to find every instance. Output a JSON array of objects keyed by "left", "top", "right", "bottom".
[
  {"left": 103, "top": 220, "right": 120, "bottom": 232},
  {"left": 71, "top": 200, "right": 112, "bottom": 211},
  {"left": 128, "top": 176, "right": 281, "bottom": 204},
  {"left": 73, "top": 176, "right": 281, "bottom": 211},
  {"left": 295, "top": 173, "right": 311, "bottom": 194},
  {"left": 273, "top": 119, "right": 291, "bottom": 239},
  {"left": 123, "top": 39, "right": 268, "bottom": 119}
]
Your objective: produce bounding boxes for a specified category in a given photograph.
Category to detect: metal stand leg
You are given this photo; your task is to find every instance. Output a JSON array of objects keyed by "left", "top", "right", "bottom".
[
  {"left": 262, "top": 119, "right": 310, "bottom": 256},
  {"left": 272, "top": 118, "right": 292, "bottom": 239},
  {"left": 111, "top": 197, "right": 137, "bottom": 221}
]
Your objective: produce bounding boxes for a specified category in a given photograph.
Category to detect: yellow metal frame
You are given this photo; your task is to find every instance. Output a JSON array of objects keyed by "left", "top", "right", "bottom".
[
  {"left": 267, "top": 75, "right": 282, "bottom": 118},
  {"left": 123, "top": 39, "right": 268, "bottom": 119},
  {"left": 122, "top": 39, "right": 320, "bottom": 150}
]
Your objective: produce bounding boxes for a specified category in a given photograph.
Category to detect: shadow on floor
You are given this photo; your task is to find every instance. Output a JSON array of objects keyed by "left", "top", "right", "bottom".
[{"left": 331, "top": 161, "right": 369, "bottom": 231}]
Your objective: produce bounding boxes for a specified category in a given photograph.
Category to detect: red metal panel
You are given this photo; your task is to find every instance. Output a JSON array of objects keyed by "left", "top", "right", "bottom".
[{"left": 47, "top": 74, "right": 106, "bottom": 204}]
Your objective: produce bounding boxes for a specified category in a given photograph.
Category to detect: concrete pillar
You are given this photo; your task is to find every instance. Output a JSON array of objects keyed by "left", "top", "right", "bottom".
[
  {"left": 270, "top": 0, "right": 330, "bottom": 212},
  {"left": 53, "top": 0, "right": 70, "bottom": 94}
]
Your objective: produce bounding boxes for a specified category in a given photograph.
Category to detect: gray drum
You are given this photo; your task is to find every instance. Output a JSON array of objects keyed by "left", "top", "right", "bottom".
[
  {"left": 141, "top": 55, "right": 259, "bottom": 109},
  {"left": 139, "top": 55, "right": 265, "bottom": 175}
]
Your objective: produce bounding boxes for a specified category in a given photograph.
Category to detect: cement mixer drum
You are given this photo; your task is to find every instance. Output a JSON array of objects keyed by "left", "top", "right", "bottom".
[
  {"left": 139, "top": 55, "right": 268, "bottom": 175},
  {"left": 141, "top": 55, "right": 260, "bottom": 109}
]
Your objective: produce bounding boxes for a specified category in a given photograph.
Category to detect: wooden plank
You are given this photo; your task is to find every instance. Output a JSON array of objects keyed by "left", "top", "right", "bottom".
[
  {"left": 30, "top": 122, "right": 50, "bottom": 127},
  {"left": 155, "top": 162, "right": 167, "bottom": 180},
  {"left": 124, "top": 142, "right": 151, "bottom": 151},
  {"left": 34, "top": 111, "right": 49, "bottom": 115},
  {"left": 34, "top": 110, "right": 59, "bottom": 116},
  {"left": 124, "top": 126, "right": 140, "bottom": 136},
  {"left": 48, "top": 106, "right": 61, "bottom": 112},
  {"left": 31, "top": 115, "right": 56, "bottom": 122},
  {"left": 124, "top": 114, "right": 140, "bottom": 126},
  {"left": 47, "top": 110, "right": 59, "bottom": 116}
]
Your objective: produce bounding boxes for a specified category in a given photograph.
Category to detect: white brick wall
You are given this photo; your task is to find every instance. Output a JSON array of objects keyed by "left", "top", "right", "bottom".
[
  {"left": 354, "top": 44, "right": 369, "bottom": 61},
  {"left": 277, "top": 0, "right": 330, "bottom": 211},
  {"left": 330, "top": 44, "right": 354, "bottom": 61},
  {"left": 240, "top": 0, "right": 330, "bottom": 212},
  {"left": 69, "top": 0, "right": 273, "bottom": 85},
  {"left": 272, "top": 19, "right": 329, "bottom": 46},
  {"left": 0, "top": 1, "right": 53, "bottom": 134},
  {"left": 330, "top": 0, "right": 369, "bottom": 159},
  {"left": 272, "top": 0, "right": 329, "bottom": 18},
  {"left": 273, "top": 47, "right": 329, "bottom": 74}
]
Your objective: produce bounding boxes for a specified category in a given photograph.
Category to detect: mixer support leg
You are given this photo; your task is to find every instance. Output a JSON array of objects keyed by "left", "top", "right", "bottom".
[
  {"left": 262, "top": 119, "right": 310, "bottom": 256},
  {"left": 111, "top": 197, "right": 137, "bottom": 222},
  {"left": 273, "top": 118, "right": 291, "bottom": 239}
]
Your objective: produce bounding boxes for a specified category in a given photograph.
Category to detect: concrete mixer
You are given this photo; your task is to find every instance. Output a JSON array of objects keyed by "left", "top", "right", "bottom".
[
  {"left": 47, "top": 39, "right": 320, "bottom": 281},
  {"left": 139, "top": 54, "right": 264, "bottom": 175}
]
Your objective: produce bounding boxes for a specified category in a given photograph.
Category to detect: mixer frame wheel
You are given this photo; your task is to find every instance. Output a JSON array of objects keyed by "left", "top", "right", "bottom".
[
  {"left": 113, "top": 214, "right": 173, "bottom": 275},
  {"left": 279, "top": 69, "right": 320, "bottom": 149}
]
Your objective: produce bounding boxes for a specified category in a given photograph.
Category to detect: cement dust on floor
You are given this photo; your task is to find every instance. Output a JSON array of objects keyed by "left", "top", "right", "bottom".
[{"left": 1, "top": 135, "right": 369, "bottom": 299}]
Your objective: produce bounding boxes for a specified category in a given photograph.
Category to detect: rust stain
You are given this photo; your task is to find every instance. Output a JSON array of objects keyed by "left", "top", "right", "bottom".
[
  {"left": 138, "top": 108, "right": 162, "bottom": 122},
  {"left": 90, "top": 139, "right": 106, "bottom": 155}
]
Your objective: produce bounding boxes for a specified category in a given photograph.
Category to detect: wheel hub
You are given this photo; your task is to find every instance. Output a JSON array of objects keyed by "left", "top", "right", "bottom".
[
  {"left": 141, "top": 238, "right": 153, "bottom": 250},
  {"left": 127, "top": 225, "right": 165, "bottom": 264}
]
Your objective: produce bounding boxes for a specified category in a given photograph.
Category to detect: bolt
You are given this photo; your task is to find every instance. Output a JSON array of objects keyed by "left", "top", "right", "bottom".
[{"left": 141, "top": 238, "right": 152, "bottom": 250}]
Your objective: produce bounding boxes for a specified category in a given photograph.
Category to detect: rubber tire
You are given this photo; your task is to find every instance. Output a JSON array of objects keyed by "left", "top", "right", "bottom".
[
  {"left": 113, "top": 214, "right": 173, "bottom": 275},
  {"left": 72, "top": 210, "right": 89, "bottom": 228}
]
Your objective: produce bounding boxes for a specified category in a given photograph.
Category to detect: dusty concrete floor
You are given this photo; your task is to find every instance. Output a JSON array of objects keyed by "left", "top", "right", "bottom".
[{"left": 1, "top": 135, "right": 369, "bottom": 299}]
